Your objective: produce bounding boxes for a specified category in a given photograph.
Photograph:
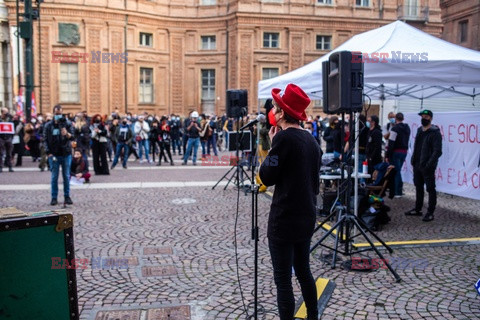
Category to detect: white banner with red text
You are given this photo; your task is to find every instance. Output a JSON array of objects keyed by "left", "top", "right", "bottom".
[{"left": 402, "top": 112, "right": 480, "bottom": 200}]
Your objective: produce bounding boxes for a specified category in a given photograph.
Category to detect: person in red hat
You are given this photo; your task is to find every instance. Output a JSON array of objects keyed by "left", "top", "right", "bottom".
[{"left": 259, "top": 83, "right": 321, "bottom": 320}]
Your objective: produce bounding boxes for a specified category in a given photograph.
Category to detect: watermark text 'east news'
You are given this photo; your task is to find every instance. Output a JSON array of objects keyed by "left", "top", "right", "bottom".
[{"left": 51, "top": 51, "right": 128, "bottom": 64}]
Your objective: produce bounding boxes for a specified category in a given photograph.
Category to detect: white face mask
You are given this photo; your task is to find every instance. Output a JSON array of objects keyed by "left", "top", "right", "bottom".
[{"left": 38, "top": 116, "right": 43, "bottom": 122}]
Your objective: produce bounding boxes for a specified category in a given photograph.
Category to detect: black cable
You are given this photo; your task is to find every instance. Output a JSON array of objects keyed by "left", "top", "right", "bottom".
[{"left": 234, "top": 175, "right": 250, "bottom": 318}]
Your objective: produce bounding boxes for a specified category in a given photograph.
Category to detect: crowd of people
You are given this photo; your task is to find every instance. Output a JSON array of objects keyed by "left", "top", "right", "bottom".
[{"left": 0, "top": 103, "right": 441, "bottom": 218}]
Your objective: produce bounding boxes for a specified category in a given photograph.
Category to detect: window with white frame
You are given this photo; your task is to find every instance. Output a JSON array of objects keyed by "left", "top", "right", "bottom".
[
  {"left": 200, "top": 0, "right": 216, "bottom": 5},
  {"left": 355, "top": 0, "right": 369, "bottom": 7},
  {"left": 140, "top": 32, "right": 153, "bottom": 47},
  {"left": 262, "top": 68, "right": 279, "bottom": 80},
  {"left": 316, "top": 35, "right": 332, "bottom": 50},
  {"left": 317, "top": 0, "right": 332, "bottom": 4},
  {"left": 59, "top": 63, "right": 79, "bottom": 103},
  {"left": 201, "top": 69, "right": 215, "bottom": 100},
  {"left": 201, "top": 36, "right": 216, "bottom": 50},
  {"left": 263, "top": 32, "right": 279, "bottom": 48},
  {"left": 139, "top": 68, "right": 153, "bottom": 104}
]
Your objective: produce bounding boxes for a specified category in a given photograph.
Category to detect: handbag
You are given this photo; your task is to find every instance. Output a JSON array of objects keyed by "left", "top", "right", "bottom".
[{"left": 135, "top": 135, "right": 142, "bottom": 142}]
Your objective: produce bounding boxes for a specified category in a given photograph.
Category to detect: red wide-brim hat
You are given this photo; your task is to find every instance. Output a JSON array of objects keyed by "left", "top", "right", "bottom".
[{"left": 271, "top": 83, "right": 310, "bottom": 121}]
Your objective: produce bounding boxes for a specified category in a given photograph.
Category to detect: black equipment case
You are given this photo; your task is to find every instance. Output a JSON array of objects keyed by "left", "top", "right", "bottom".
[{"left": 0, "top": 208, "right": 79, "bottom": 320}]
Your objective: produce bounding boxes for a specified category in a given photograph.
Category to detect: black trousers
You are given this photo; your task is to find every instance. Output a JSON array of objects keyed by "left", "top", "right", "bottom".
[
  {"left": 159, "top": 142, "right": 173, "bottom": 164},
  {"left": 413, "top": 166, "right": 437, "bottom": 214},
  {"left": 91, "top": 141, "right": 109, "bottom": 175},
  {"left": 269, "top": 238, "right": 318, "bottom": 320}
]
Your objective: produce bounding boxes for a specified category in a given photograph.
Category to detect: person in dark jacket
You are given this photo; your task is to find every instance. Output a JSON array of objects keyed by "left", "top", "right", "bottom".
[
  {"left": 111, "top": 116, "right": 133, "bottom": 169},
  {"left": 385, "top": 112, "right": 411, "bottom": 197},
  {"left": 158, "top": 116, "right": 174, "bottom": 166},
  {"left": 358, "top": 114, "right": 369, "bottom": 168},
  {"left": 366, "top": 115, "right": 383, "bottom": 175},
  {"left": 405, "top": 110, "right": 442, "bottom": 222},
  {"left": 149, "top": 120, "right": 161, "bottom": 163},
  {"left": 332, "top": 120, "right": 345, "bottom": 159},
  {"left": 12, "top": 115, "right": 25, "bottom": 167},
  {"left": 90, "top": 114, "right": 110, "bottom": 175},
  {"left": 260, "top": 84, "right": 320, "bottom": 320},
  {"left": 182, "top": 111, "right": 200, "bottom": 165},
  {"left": 43, "top": 104, "right": 75, "bottom": 205},
  {"left": 170, "top": 115, "right": 182, "bottom": 156},
  {"left": 322, "top": 115, "right": 338, "bottom": 153}
]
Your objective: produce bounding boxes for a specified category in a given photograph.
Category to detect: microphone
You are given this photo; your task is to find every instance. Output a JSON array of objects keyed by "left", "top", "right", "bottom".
[{"left": 239, "top": 114, "right": 266, "bottom": 130}]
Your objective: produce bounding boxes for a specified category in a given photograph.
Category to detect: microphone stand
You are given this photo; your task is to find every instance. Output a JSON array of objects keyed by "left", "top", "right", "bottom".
[{"left": 250, "top": 143, "right": 259, "bottom": 320}]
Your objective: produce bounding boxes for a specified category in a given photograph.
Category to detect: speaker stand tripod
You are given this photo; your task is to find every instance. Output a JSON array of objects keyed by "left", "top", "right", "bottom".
[
  {"left": 212, "top": 126, "right": 251, "bottom": 191},
  {"left": 311, "top": 112, "right": 401, "bottom": 283}
]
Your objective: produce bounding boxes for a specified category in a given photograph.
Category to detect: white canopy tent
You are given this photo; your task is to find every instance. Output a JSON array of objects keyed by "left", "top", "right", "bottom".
[{"left": 257, "top": 21, "right": 480, "bottom": 102}]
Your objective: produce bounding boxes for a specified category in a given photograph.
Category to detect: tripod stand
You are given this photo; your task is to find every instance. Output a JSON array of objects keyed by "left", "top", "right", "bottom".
[
  {"left": 212, "top": 120, "right": 251, "bottom": 191},
  {"left": 311, "top": 112, "right": 401, "bottom": 282}
]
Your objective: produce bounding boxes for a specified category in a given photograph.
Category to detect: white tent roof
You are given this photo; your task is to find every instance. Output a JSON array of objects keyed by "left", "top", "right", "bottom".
[{"left": 258, "top": 21, "right": 480, "bottom": 101}]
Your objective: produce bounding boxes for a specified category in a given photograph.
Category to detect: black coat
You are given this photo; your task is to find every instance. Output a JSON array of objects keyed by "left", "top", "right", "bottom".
[
  {"left": 43, "top": 118, "right": 75, "bottom": 156},
  {"left": 259, "top": 128, "right": 322, "bottom": 244},
  {"left": 366, "top": 126, "right": 383, "bottom": 167},
  {"left": 323, "top": 126, "right": 335, "bottom": 153},
  {"left": 411, "top": 125, "right": 442, "bottom": 172},
  {"left": 386, "top": 122, "right": 410, "bottom": 160}
]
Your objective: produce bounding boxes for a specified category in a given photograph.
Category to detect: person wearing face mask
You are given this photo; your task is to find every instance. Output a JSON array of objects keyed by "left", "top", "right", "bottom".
[
  {"left": 405, "top": 110, "right": 442, "bottom": 222},
  {"left": 182, "top": 111, "right": 200, "bottom": 165},
  {"left": 134, "top": 115, "right": 152, "bottom": 164},
  {"left": 43, "top": 104, "right": 75, "bottom": 205},
  {"left": 259, "top": 84, "right": 320, "bottom": 320},
  {"left": 12, "top": 115, "right": 25, "bottom": 167},
  {"left": 111, "top": 117, "right": 133, "bottom": 169},
  {"left": 383, "top": 111, "right": 396, "bottom": 140},
  {"left": 71, "top": 148, "right": 91, "bottom": 183},
  {"left": 385, "top": 112, "right": 411, "bottom": 198},
  {"left": 169, "top": 115, "right": 182, "bottom": 156},
  {"left": 366, "top": 115, "right": 383, "bottom": 175}
]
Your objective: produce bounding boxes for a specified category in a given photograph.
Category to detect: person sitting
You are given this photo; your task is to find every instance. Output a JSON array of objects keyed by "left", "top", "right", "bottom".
[{"left": 71, "top": 148, "right": 91, "bottom": 183}]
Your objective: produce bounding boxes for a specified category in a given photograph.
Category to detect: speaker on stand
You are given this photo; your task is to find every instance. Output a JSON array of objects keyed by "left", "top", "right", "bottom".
[{"left": 226, "top": 89, "right": 248, "bottom": 119}]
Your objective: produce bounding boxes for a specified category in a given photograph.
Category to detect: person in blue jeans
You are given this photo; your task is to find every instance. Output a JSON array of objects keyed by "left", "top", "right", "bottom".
[
  {"left": 134, "top": 115, "right": 151, "bottom": 163},
  {"left": 111, "top": 117, "right": 133, "bottom": 169},
  {"left": 182, "top": 111, "right": 200, "bottom": 165},
  {"left": 385, "top": 112, "right": 411, "bottom": 197},
  {"left": 43, "top": 104, "right": 75, "bottom": 205}
]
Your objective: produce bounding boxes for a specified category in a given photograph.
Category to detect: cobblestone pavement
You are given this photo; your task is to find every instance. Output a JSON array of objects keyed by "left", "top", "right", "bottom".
[{"left": 1, "top": 154, "right": 480, "bottom": 320}]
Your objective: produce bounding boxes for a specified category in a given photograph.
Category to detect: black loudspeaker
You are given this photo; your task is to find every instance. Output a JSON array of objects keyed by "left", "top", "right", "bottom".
[
  {"left": 226, "top": 89, "right": 248, "bottom": 118},
  {"left": 322, "top": 51, "right": 364, "bottom": 114}
]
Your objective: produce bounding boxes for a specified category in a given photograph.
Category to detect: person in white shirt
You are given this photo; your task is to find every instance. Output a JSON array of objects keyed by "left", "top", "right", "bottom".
[{"left": 134, "top": 115, "right": 152, "bottom": 163}]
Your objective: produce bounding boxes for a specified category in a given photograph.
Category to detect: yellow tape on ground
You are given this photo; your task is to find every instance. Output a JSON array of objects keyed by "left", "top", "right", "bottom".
[
  {"left": 318, "top": 222, "right": 480, "bottom": 248},
  {"left": 294, "top": 278, "right": 330, "bottom": 319},
  {"left": 317, "top": 221, "right": 346, "bottom": 241},
  {"left": 353, "top": 237, "right": 480, "bottom": 248}
]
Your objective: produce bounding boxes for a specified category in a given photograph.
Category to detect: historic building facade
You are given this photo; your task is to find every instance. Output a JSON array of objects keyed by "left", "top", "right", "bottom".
[
  {"left": 441, "top": 0, "right": 480, "bottom": 51},
  {"left": 5, "top": 0, "right": 442, "bottom": 116}
]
